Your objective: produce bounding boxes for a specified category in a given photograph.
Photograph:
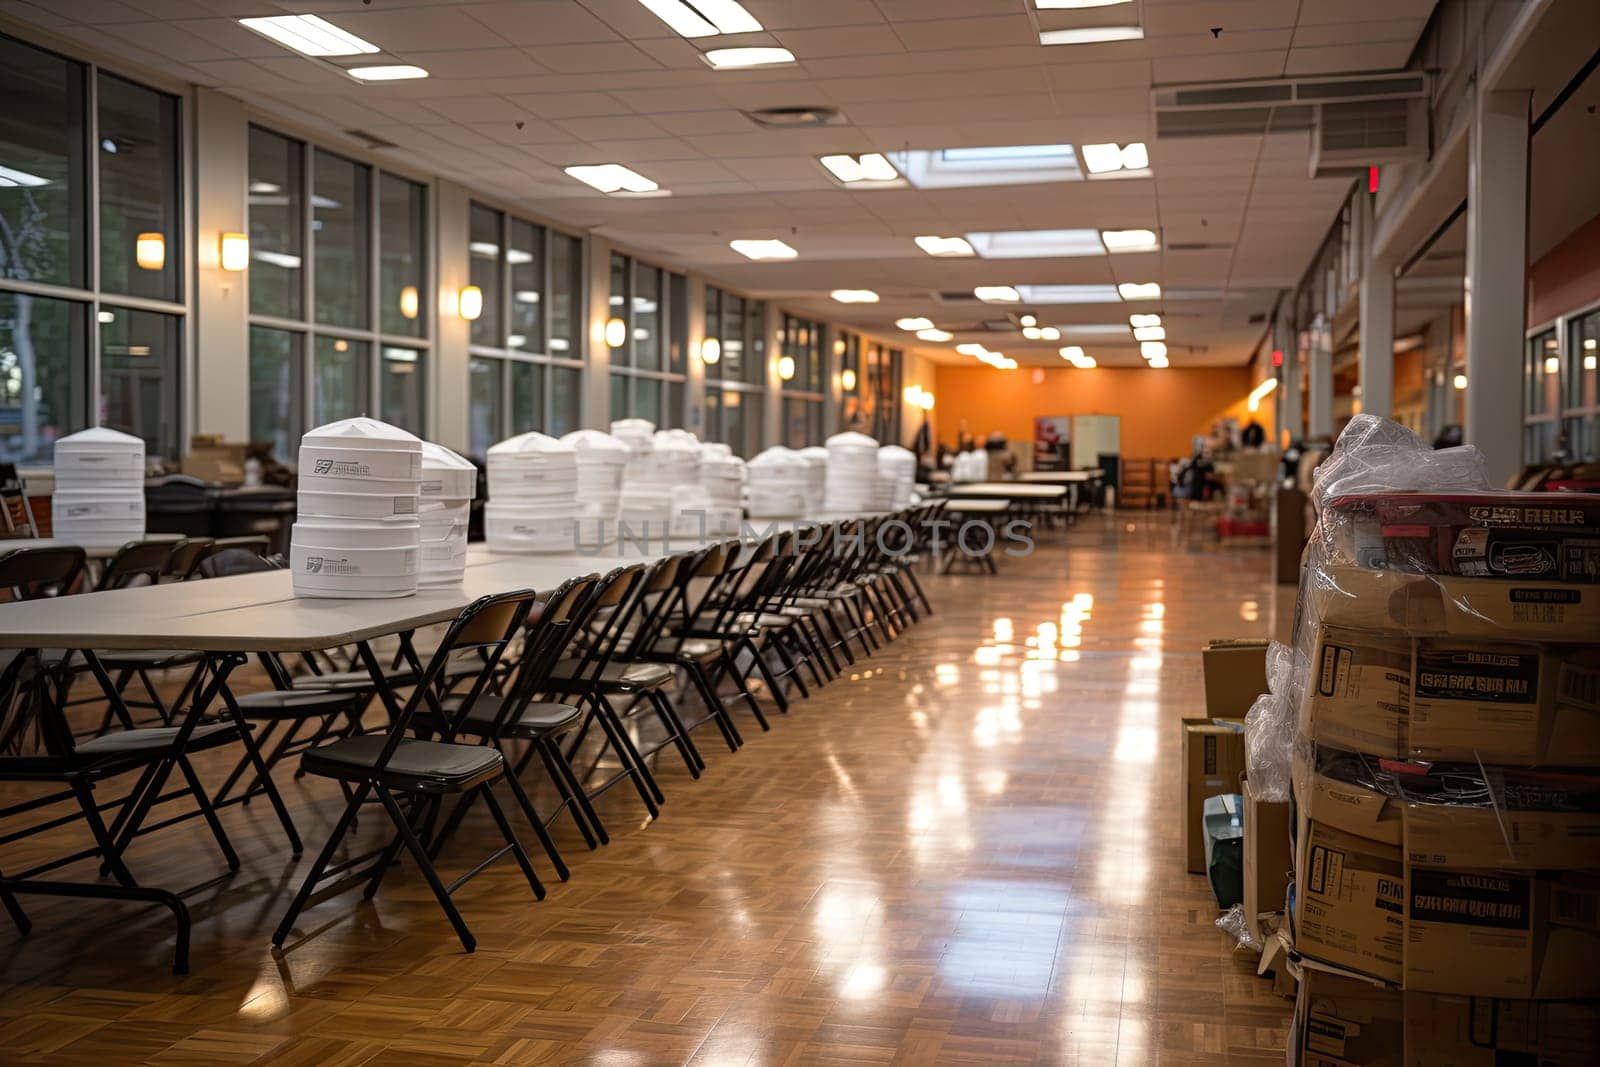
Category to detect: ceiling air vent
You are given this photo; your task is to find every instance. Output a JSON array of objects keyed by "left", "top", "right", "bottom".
[
  {"left": 346, "top": 128, "right": 398, "bottom": 150},
  {"left": 1157, "top": 105, "right": 1312, "bottom": 139},
  {"left": 743, "top": 106, "right": 845, "bottom": 128},
  {"left": 937, "top": 290, "right": 983, "bottom": 303},
  {"left": 1166, "top": 241, "right": 1233, "bottom": 251},
  {"left": 1309, "top": 97, "right": 1427, "bottom": 177}
]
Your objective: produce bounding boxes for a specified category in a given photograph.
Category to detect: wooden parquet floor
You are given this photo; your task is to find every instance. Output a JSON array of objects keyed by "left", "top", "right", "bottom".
[{"left": 0, "top": 512, "right": 1295, "bottom": 1065}]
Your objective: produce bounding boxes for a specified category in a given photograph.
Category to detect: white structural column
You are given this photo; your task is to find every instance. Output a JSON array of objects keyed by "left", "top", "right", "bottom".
[
  {"left": 1357, "top": 190, "right": 1395, "bottom": 418},
  {"left": 191, "top": 88, "right": 249, "bottom": 440},
  {"left": 1307, "top": 316, "right": 1333, "bottom": 438},
  {"left": 1276, "top": 313, "right": 1301, "bottom": 442},
  {"left": 584, "top": 235, "right": 614, "bottom": 430},
  {"left": 1464, "top": 87, "right": 1531, "bottom": 485},
  {"left": 433, "top": 180, "right": 471, "bottom": 451}
]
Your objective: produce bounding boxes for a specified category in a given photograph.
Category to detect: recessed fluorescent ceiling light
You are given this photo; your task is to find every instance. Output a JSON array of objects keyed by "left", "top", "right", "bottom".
[
  {"left": 1128, "top": 313, "right": 1162, "bottom": 327},
  {"left": 636, "top": 0, "right": 761, "bottom": 37},
  {"left": 956, "top": 343, "right": 990, "bottom": 356},
  {"left": 830, "top": 289, "right": 879, "bottom": 303},
  {"left": 1140, "top": 341, "right": 1168, "bottom": 359},
  {"left": 889, "top": 145, "right": 1082, "bottom": 189},
  {"left": 896, "top": 317, "right": 934, "bottom": 331},
  {"left": 1133, "top": 325, "right": 1165, "bottom": 341},
  {"left": 1022, "top": 326, "right": 1042, "bottom": 339},
  {"left": 1100, "top": 228, "right": 1158, "bottom": 252},
  {"left": 1081, "top": 142, "right": 1150, "bottom": 175},
  {"left": 1015, "top": 284, "right": 1121, "bottom": 304},
  {"left": 965, "top": 229, "right": 1105, "bottom": 258},
  {"left": 1018, "top": 314, "right": 1037, "bottom": 327},
  {"left": 348, "top": 65, "right": 429, "bottom": 81},
  {"left": 916, "top": 328, "right": 953, "bottom": 342},
  {"left": 1060, "top": 324, "right": 1135, "bottom": 335},
  {"left": 819, "top": 153, "right": 901, "bottom": 185},
  {"left": 565, "top": 164, "right": 659, "bottom": 194},
  {"left": 1036, "top": 0, "right": 1132, "bottom": 7},
  {"left": 914, "top": 235, "right": 975, "bottom": 257},
  {"left": 730, "top": 238, "right": 797, "bottom": 260},
  {"left": 238, "top": 14, "right": 379, "bottom": 56},
  {"left": 703, "top": 47, "right": 795, "bottom": 69},
  {"left": 0, "top": 165, "right": 49, "bottom": 187},
  {"left": 1040, "top": 26, "right": 1145, "bottom": 46},
  {"left": 1147, "top": 353, "right": 1169, "bottom": 368},
  {"left": 1118, "top": 282, "right": 1161, "bottom": 300},
  {"left": 974, "top": 286, "right": 1021, "bottom": 303},
  {"left": 1039, "top": 326, "right": 1060, "bottom": 340}
]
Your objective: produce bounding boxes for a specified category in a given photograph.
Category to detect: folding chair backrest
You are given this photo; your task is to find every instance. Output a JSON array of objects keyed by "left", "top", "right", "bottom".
[
  {"left": 557, "top": 564, "right": 645, "bottom": 691},
  {"left": 405, "top": 588, "right": 538, "bottom": 746},
  {"left": 0, "top": 462, "right": 37, "bottom": 536},
  {"left": 96, "top": 539, "right": 175, "bottom": 591},
  {"left": 163, "top": 537, "right": 215, "bottom": 580},
  {"left": 477, "top": 574, "right": 601, "bottom": 736},
  {"left": 619, "top": 554, "right": 688, "bottom": 658},
  {"left": 0, "top": 545, "right": 86, "bottom": 602},
  {"left": 197, "top": 546, "right": 281, "bottom": 578}
]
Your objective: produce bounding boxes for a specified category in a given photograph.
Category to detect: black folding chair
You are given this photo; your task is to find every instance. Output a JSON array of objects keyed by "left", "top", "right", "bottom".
[
  {"left": 273, "top": 589, "right": 547, "bottom": 954},
  {"left": 427, "top": 573, "right": 608, "bottom": 863},
  {"left": 84, "top": 540, "right": 208, "bottom": 727}
]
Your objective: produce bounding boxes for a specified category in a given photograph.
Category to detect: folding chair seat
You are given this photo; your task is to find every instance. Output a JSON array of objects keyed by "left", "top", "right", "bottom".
[{"left": 301, "top": 735, "right": 505, "bottom": 793}]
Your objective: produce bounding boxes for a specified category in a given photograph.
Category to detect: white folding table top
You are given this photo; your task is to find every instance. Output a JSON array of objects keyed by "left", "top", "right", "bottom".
[
  {"left": 940, "top": 498, "right": 1011, "bottom": 513},
  {"left": 943, "top": 482, "right": 1067, "bottom": 499},
  {"left": 1018, "top": 471, "right": 1092, "bottom": 483}
]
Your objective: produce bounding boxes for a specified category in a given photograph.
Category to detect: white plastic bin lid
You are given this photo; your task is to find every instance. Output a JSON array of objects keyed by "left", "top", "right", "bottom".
[
  {"left": 487, "top": 431, "right": 574, "bottom": 457},
  {"left": 826, "top": 431, "right": 879, "bottom": 450},
  {"left": 610, "top": 418, "right": 656, "bottom": 437},
  {"left": 420, "top": 441, "right": 477, "bottom": 499},
  {"left": 699, "top": 442, "right": 733, "bottom": 460},
  {"left": 302, "top": 416, "right": 421, "bottom": 452},
  {"left": 799, "top": 446, "right": 829, "bottom": 462},
  {"left": 54, "top": 426, "right": 146, "bottom": 452},
  {"left": 561, "top": 429, "right": 629, "bottom": 456},
  {"left": 749, "top": 446, "right": 802, "bottom": 468}
]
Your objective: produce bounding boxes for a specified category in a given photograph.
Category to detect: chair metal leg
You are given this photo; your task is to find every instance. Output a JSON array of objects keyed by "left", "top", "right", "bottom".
[
  {"left": 495, "top": 768, "right": 567, "bottom": 881},
  {"left": 541, "top": 737, "right": 609, "bottom": 846},
  {"left": 373, "top": 784, "right": 477, "bottom": 952},
  {"left": 590, "top": 699, "right": 661, "bottom": 817},
  {"left": 215, "top": 674, "right": 303, "bottom": 855},
  {"left": 273, "top": 780, "right": 372, "bottom": 946},
  {"left": 646, "top": 688, "right": 703, "bottom": 776},
  {"left": 715, "top": 651, "right": 767, "bottom": 734},
  {"left": 743, "top": 636, "right": 788, "bottom": 713},
  {"left": 479, "top": 782, "right": 546, "bottom": 901},
  {"left": 533, "top": 737, "right": 599, "bottom": 850},
  {"left": 174, "top": 755, "right": 240, "bottom": 872}
]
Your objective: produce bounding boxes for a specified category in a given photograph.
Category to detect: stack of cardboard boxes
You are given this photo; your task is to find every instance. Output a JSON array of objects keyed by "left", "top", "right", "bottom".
[{"left": 1286, "top": 490, "right": 1600, "bottom": 1064}]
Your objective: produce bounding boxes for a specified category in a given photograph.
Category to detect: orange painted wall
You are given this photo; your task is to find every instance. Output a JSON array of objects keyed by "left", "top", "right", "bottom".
[{"left": 933, "top": 365, "right": 1257, "bottom": 460}]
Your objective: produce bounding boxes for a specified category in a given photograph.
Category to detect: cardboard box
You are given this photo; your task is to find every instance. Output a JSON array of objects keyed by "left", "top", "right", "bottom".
[
  {"left": 1402, "top": 796, "right": 1600, "bottom": 871},
  {"left": 1182, "top": 717, "right": 1246, "bottom": 873},
  {"left": 1293, "top": 760, "right": 1406, "bottom": 983},
  {"left": 1308, "top": 564, "right": 1600, "bottom": 643},
  {"left": 182, "top": 434, "right": 248, "bottom": 485},
  {"left": 1403, "top": 869, "right": 1600, "bottom": 999},
  {"left": 1404, "top": 992, "right": 1600, "bottom": 1066},
  {"left": 1243, "top": 777, "right": 1291, "bottom": 946},
  {"left": 1292, "top": 962, "right": 1404, "bottom": 1067},
  {"left": 1304, "top": 625, "right": 1411, "bottom": 757},
  {"left": 1202, "top": 639, "right": 1269, "bottom": 718},
  {"left": 1410, "top": 642, "right": 1600, "bottom": 765}
]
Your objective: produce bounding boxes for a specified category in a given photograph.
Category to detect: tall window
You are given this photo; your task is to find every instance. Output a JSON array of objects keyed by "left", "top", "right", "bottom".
[
  {"left": 465, "top": 201, "right": 583, "bottom": 457},
  {"left": 1524, "top": 328, "right": 1560, "bottom": 463},
  {"left": 0, "top": 35, "right": 184, "bottom": 464},
  {"left": 608, "top": 253, "right": 687, "bottom": 428},
  {"left": 779, "top": 313, "right": 824, "bottom": 449},
  {"left": 867, "top": 341, "right": 903, "bottom": 445},
  {"left": 1568, "top": 309, "right": 1600, "bottom": 462},
  {"left": 246, "top": 127, "right": 430, "bottom": 457},
  {"left": 704, "top": 285, "right": 766, "bottom": 456}
]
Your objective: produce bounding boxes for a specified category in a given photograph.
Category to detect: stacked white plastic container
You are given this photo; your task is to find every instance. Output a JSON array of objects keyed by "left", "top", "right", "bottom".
[
  {"left": 951, "top": 449, "right": 989, "bottom": 483},
  {"left": 656, "top": 430, "right": 711, "bottom": 537},
  {"left": 699, "top": 442, "right": 745, "bottom": 534},
  {"left": 292, "top": 417, "right": 422, "bottom": 599},
  {"left": 51, "top": 427, "right": 146, "bottom": 548},
  {"left": 484, "top": 432, "right": 579, "bottom": 552},
  {"left": 418, "top": 442, "right": 475, "bottom": 587},
  {"left": 562, "top": 429, "right": 627, "bottom": 544},
  {"left": 612, "top": 418, "right": 672, "bottom": 537},
  {"left": 877, "top": 445, "right": 916, "bottom": 511},
  {"left": 798, "top": 446, "right": 829, "bottom": 515},
  {"left": 745, "top": 446, "right": 808, "bottom": 518},
  {"left": 824, "top": 431, "right": 880, "bottom": 514}
]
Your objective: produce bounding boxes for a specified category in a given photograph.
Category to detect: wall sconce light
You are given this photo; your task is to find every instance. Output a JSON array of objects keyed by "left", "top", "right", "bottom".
[
  {"left": 605, "top": 316, "right": 627, "bottom": 348},
  {"left": 1247, "top": 377, "right": 1278, "bottom": 412},
  {"left": 135, "top": 232, "right": 165, "bottom": 270},
  {"left": 219, "top": 232, "right": 248, "bottom": 272},
  {"left": 399, "top": 285, "right": 419, "bottom": 320},
  {"left": 777, "top": 354, "right": 796, "bottom": 381},
  {"left": 1453, "top": 373, "right": 1468, "bottom": 390},
  {"left": 700, "top": 337, "right": 721, "bottom": 364},
  {"left": 919, "top": 391, "right": 935, "bottom": 411},
  {"left": 840, "top": 368, "right": 857, "bottom": 391},
  {"left": 458, "top": 285, "right": 483, "bottom": 321}
]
